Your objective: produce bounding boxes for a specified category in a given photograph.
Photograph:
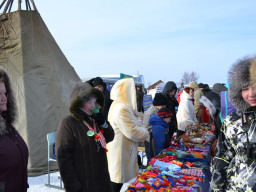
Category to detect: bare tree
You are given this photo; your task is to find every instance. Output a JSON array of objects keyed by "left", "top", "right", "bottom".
[
  {"left": 181, "top": 72, "right": 190, "bottom": 85},
  {"left": 190, "top": 71, "right": 199, "bottom": 82},
  {"left": 181, "top": 71, "right": 199, "bottom": 85}
]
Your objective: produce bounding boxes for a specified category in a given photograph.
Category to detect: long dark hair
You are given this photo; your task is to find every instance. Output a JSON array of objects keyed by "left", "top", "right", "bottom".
[{"left": 0, "top": 68, "right": 17, "bottom": 124}]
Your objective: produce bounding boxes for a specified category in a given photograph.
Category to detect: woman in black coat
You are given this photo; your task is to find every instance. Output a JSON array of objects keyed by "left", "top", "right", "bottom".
[{"left": 0, "top": 68, "right": 29, "bottom": 192}]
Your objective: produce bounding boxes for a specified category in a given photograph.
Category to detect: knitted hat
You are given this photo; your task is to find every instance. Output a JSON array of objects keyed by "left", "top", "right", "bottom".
[
  {"left": 153, "top": 93, "right": 168, "bottom": 106},
  {"left": 93, "top": 77, "right": 104, "bottom": 87},
  {"left": 157, "top": 107, "right": 172, "bottom": 119}
]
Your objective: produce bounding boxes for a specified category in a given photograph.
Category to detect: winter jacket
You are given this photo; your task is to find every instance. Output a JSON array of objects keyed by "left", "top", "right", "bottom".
[
  {"left": 210, "top": 109, "right": 256, "bottom": 191},
  {"left": 136, "top": 85, "right": 144, "bottom": 112},
  {"left": 220, "top": 83, "right": 236, "bottom": 123},
  {"left": 103, "top": 89, "right": 113, "bottom": 120},
  {"left": 189, "top": 81, "right": 203, "bottom": 117},
  {"left": 148, "top": 115, "right": 169, "bottom": 159},
  {"left": 176, "top": 91, "right": 197, "bottom": 131},
  {"left": 210, "top": 56, "right": 256, "bottom": 192},
  {"left": 0, "top": 125, "right": 29, "bottom": 192},
  {"left": 162, "top": 81, "right": 178, "bottom": 138},
  {"left": 204, "top": 90, "right": 222, "bottom": 137},
  {"left": 107, "top": 78, "right": 149, "bottom": 183},
  {"left": 56, "top": 83, "right": 114, "bottom": 192}
]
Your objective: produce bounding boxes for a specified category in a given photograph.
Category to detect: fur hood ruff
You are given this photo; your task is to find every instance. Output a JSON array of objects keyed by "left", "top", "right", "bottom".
[
  {"left": 228, "top": 56, "right": 256, "bottom": 112},
  {"left": 69, "top": 82, "right": 105, "bottom": 121}
]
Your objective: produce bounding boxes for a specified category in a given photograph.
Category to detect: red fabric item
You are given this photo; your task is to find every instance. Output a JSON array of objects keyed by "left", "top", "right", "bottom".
[
  {"left": 203, "top": 107, "right": 210, "bottom": 123},
  {"left": 177, "top": 91, "right": 183, "bottom": 103}
]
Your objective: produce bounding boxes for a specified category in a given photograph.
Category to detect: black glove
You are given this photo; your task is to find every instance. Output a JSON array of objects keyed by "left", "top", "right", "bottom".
[{"left": 92, "top": 113, "right": 106, "bottom": 126}]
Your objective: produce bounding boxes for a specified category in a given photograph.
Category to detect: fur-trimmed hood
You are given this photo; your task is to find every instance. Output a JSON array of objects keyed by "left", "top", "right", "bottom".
[
  {"left": 250, "top": 58, "right": 256, "bottom": 91},
  {"left": 228, "top": 56, "right": 256, "bottom": 112},
  {"left": 69, "top": 82, "right": 105, "bottom": 121},
  {"left": 0, "top": 68, "right": 17, "bottom": 135}
]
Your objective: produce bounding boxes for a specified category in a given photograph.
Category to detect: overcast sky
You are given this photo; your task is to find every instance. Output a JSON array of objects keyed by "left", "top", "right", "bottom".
[{"left": 31, "top": 1, "right": 256, "bottom": 86}]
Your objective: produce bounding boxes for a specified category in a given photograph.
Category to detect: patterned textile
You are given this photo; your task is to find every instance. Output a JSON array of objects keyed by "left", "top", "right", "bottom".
[
  {"left": 210, "top": 108, "right": 256, "bottom": 192},
  {"left": 177, "top": 168, "right": 205, "bottom": 178}
]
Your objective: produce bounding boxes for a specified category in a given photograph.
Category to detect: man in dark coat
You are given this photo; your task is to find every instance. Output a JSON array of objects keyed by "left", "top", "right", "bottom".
[
  {"left": 204, "top": 89, "right": 222, "bottom": 138},
  {"left": 136, "top": 84, "right": 144, "bottom": 112},
  {"left": 162, "top": 81, "right": 178, "bottom": 140},
  {"left": 56, "top": 82, "right": 114, "bottom": 192}
]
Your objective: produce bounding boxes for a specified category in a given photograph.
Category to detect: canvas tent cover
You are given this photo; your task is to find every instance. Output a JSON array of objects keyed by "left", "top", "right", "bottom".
[{"left": 0, "top": 9, "right": 81, "bottom": 176}]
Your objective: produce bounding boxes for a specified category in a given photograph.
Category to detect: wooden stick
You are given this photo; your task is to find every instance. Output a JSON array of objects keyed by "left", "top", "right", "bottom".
[
  {"left": 0, "top": 0, "right": 8, "bottom": 10},
  {"left": 25, "top": 0, "right": 29, "bottom": 10},
  {"left": 18, "top": 0, "right": 21, "bottom": 10},
  {"left": 26, "top": 0, "right": 31, "bottom": 10},
  {"left": 29, "top": 0, "right": 37, "bottom": 11},
  {"left": 3, "top": 0, "right": 12, "bottom": 13},
  {"left": 7, "top": 0, "right": 13, "bottom": 12}
]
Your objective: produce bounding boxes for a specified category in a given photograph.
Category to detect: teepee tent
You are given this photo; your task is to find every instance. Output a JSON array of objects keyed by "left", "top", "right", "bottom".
[{"left": 0, "top": 0, "right": 81, "bottom": 175}]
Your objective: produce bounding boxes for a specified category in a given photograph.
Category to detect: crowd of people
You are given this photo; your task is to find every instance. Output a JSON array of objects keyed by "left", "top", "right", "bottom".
[{"left": 1, "top": 55, "right": 256, "bottom": 192}]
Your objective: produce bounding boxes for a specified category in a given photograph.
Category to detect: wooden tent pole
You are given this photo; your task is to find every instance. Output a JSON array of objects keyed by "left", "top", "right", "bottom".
[
  {"left": 27, "top": 1, "right": 32, "bottom": 10},
  {"left": 0, "top": 0, "right": 8, "bottom": 10},
  {"left": 29, "top": 0, "right": 36, "bottom": 11},
  {"left": 7, "top": 0, "right": 13, "bottom": 12},
  {"left": 3, "top": 0, "right": 12, "bottom": 13},
  {"left": 18, "top": 0, "right": 21, "bottom": 10},
  {"left": 25, "top": 0, "right": 29, "bottom": 10}
]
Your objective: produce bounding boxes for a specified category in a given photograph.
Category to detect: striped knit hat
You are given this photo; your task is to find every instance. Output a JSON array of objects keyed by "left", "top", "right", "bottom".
[{"left": 157, "top": 107, "right": 172, "bottom": 119}]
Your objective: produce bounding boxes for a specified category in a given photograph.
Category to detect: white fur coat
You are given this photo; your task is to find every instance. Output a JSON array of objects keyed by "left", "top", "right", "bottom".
[
  {"left": 176, "top": 91, "right": 197, "bottom": 131},
  {"left": 107, "top": 78, "right": 149, "bottom": 183}
]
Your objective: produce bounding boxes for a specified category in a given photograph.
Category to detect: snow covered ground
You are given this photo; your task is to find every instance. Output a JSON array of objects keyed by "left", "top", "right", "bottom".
[
  {"left": 28, "top": 171, "right": 133, "bottom": 192},
  {"left": 28, "top": 151, "right": 146, "bottom": 192}
]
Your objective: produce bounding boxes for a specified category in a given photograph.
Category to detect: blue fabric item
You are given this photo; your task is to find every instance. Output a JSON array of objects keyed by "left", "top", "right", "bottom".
[
  {"left": 154, "top": 160, "right": 181, "bottom": 172},
  {"left": 52, "top": 143, "right": 56, "bottom": 160},
  {"left": 160, "top": 171, "right": 181, "bottom": 179},
  {"left": 220, "top": 83, "right": 236, "bottom": 122},
  {"left": 149, "top": 115, "right": 170, "bottom": 159}
]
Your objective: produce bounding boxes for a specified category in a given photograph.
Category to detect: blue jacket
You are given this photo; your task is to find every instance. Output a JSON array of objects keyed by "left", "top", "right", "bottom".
[{"left": 148, "top": 115, "right": 169, "bottom": 160}]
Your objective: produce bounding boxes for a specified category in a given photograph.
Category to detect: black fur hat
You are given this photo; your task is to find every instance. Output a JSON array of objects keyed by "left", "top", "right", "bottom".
[{"left": 228, "top": 56, "right": 256, "bottom": 111}]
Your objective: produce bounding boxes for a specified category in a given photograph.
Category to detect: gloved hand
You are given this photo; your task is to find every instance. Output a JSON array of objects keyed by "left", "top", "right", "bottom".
[{"left": 92, "top": 113, "right": 106, "bottom": 126}]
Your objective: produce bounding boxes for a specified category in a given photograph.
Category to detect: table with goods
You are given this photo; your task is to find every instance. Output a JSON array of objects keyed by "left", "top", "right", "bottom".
[{"left": 125, "top": 123, "right": 216, "bottom": 192}]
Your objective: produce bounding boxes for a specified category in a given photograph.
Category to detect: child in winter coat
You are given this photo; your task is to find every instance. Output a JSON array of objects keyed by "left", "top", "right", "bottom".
[{"left": 148, "top": 107, "right": 172, "bottom": 160}]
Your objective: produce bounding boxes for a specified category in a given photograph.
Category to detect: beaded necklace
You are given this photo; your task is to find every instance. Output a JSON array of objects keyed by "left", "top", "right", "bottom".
[{"left": 83, "top": 119, "right": 108, "bottom": 152}]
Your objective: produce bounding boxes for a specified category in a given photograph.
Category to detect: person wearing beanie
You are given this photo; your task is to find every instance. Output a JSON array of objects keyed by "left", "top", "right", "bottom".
[
  {"left": 143, "top": 93, "right": 168, "bottom": 164},
  {"left": 162, "top": 81, "right": 179, "bottom": 140},
  {"left": 148, "top": 107, "right": 172, "bottom": 160},
  {"left": 210, "top": 56, "right": 256, "bottom": 192},
  {"left": 176, "top": 87, "right": 198, "bottom": 138}
]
